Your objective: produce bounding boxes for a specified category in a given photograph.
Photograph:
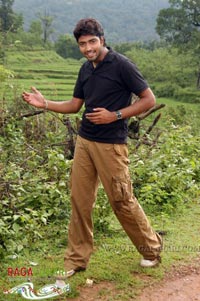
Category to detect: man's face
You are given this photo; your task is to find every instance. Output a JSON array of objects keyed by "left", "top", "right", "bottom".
[{"left": 78, "top": 35, "right": 105, "bottom": 64}]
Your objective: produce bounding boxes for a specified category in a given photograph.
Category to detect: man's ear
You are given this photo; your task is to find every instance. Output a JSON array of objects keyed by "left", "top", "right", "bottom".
[{"left": 100, "top": 36, "right": 105, "bottom": 46}]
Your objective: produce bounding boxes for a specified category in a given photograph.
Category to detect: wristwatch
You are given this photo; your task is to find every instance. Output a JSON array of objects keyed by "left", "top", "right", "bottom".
[{"left": 115, "top": 110, "right": 122, "bottom": 120}]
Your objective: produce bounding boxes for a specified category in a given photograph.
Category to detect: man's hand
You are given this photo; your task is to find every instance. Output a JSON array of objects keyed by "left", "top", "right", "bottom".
[
  {"left": 85, "top": 108, "right": 116, "bottom": 124},
  {"left": 22, "top": 87, "right": 46, "bottom": 109}
]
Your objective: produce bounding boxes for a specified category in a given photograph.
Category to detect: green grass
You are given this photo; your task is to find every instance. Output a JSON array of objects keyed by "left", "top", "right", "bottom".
[
  {"left": 157, "top": 97, "right": 200, "bottom": 109},
  {"left": 1, "top": 200, "right": 200, "bottom": 301},
  {"left": 3, "top": 50, "right": 81, "bottom": 101}
]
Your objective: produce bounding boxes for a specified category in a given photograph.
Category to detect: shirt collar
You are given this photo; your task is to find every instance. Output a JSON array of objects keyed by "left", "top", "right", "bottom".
[
  {"left": 86, "top": 47, "right": 114, "bottom": 70},
  {"left": 102, "top": 47, "right": 114, "bottom": 63}
]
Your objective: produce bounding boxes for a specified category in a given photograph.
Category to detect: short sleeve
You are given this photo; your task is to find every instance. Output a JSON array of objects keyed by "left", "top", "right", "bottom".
[{"left": 120, "top": 58, "right": 148, "bottom": 95}]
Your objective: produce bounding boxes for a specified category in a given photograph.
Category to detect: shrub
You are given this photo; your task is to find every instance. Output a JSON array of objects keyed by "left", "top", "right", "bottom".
[
  {"left": 130, "top": 125, "right": 199, "bottom": 215},
  {"left": 152, "top": 82, "right": 180, "bottom": 98},
  {"left": 174, "top": 87, "right": 200, "bottom": 103}
]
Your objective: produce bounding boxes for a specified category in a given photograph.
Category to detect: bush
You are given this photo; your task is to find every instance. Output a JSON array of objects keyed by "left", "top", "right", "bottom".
[
  {"left": 152, "top": 82, "right": 180, "bottom": 98},
  {"left": 174, "top": 87, "right": 200, "bottom": 103},
  {"left": 93, "top": 186, "right": 112, "bottom": 233},
  {"left": 0, "top": 100, "right": 73, "bottom": 258},
  {"left": 130, "top": 125, "right": 199, "bottom": 215}
]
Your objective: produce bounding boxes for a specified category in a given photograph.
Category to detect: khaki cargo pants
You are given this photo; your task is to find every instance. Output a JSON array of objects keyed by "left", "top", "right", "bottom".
[{"left": 64, "top": 135, "right": 162, "bottom": 271}]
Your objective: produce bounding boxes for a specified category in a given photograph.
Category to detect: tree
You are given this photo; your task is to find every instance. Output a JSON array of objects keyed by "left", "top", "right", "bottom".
[
  {"left": 55, "top": 34, "right": 82, "bottom": 59},
  {"left": 27, "top": 20, "right": 43, "bottom": 47},
  {"left": 156, "top": 0, "right": 200, "bottom": 88},
  {"left": 37, "top": 11, "right": 54, "bottom": 45},
  {"left": 156, "top": 0, "right": 200, "bottom": 45},
  {"left": 0, "top": 0, "right": 23, "bottom": 33},
  {"left": 29, "top": 20, "right": 42, "bottom": 37}
]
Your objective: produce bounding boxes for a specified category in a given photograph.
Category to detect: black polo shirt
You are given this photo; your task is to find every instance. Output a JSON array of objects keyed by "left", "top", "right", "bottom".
[{"left": 73, "top": 49, "right": 148, "bottom": 144}]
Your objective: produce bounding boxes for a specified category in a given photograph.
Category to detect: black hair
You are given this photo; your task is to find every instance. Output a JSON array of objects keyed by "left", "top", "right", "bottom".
[{"left": 73, "top": 18, "right": 104, "bottom": 42}]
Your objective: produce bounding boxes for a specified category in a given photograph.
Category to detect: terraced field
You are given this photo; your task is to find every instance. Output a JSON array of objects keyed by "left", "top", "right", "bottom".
[{"left": 5, "top": 50, "right": 82, "bottom": 101}]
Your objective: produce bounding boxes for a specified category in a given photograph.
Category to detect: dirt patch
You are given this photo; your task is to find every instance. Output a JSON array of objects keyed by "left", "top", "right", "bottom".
[
  {"left": 139, "top": 274, "right": 200, "bottom": 301},
  {"left": 138, "top": 257, "right": 200, "bottom": 301},
  {"left": 67, "top": 281, "right": 116, "bottom": 301}
]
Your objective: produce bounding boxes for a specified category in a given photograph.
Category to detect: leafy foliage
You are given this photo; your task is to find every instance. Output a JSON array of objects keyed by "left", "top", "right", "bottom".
[
  {"left": 130, "top": 126, "right": 200, "bottom": 214},
  {"left": 130, "top": 102, "right": 200, "bottom": 215},
  {"left": 156, "top": 0, "right": 200, "bottom": 45},
  {"left": 156, "top": 0, "right": 200, "bottom": 88},
  {"left": 37, "top": 11, "right": 54, "bottom": 45},
  {"left": 0, "top": 95, "right": 73, "bottom": 259},
  {"left": 55, "top": 34, "right": 82, "bottom": 60},
  {"left": 0, "top": 0, "right": 23, "bottom": 33},
  {"left": 0, "top": 64, "right": 13, "bottom": 82},
  {"left": 124, "top": 45, "right": 200, "bottom": 101}
]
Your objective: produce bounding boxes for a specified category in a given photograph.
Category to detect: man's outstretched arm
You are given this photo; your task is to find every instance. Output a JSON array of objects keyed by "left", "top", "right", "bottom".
[{"left": 22, "top": 87, "right": 84, "bottom": 114}]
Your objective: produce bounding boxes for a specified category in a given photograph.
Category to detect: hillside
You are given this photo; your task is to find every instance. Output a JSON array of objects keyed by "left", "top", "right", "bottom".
[
  {"left": 13, "top": 0, "right": 169, "bottom": 43},
  {"left": 5, "top": 50, "right": 81, "bottom": 101}
]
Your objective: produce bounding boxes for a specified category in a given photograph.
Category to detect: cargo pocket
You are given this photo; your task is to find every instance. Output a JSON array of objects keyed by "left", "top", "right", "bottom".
[{"left": 112, "top": 176, "right": 132, "bottom": 202}]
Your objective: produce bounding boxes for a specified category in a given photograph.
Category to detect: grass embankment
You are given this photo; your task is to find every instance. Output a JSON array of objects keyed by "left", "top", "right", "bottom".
[{"left": 3, "top": 50, "right": 81, "bottom": 101}]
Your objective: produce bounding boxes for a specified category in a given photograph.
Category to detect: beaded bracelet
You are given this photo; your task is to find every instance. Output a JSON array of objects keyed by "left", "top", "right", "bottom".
[{"left": 43, "top": 98, "right": 48, "bottom": 110}]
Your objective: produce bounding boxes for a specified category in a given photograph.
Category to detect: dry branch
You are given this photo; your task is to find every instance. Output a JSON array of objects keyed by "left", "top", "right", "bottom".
[
  {"left": 17, "top": 110, "right": 45, "bottom": 120},
  {"left": 135, "top": 113, "right": 162, "bottom": 150},
  {"left": 137, "top": 103, "right": 166, "bottom": 120}
]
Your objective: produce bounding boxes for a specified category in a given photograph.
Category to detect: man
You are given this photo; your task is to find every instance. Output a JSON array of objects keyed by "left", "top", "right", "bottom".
[{"left": 22, "top": 18, "right": 162, "bottom": 278}]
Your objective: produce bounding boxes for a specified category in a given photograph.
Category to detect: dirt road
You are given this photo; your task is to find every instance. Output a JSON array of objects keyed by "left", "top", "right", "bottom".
[{"left": 138, "top": 262, "right": 200, "bottom": 301}]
